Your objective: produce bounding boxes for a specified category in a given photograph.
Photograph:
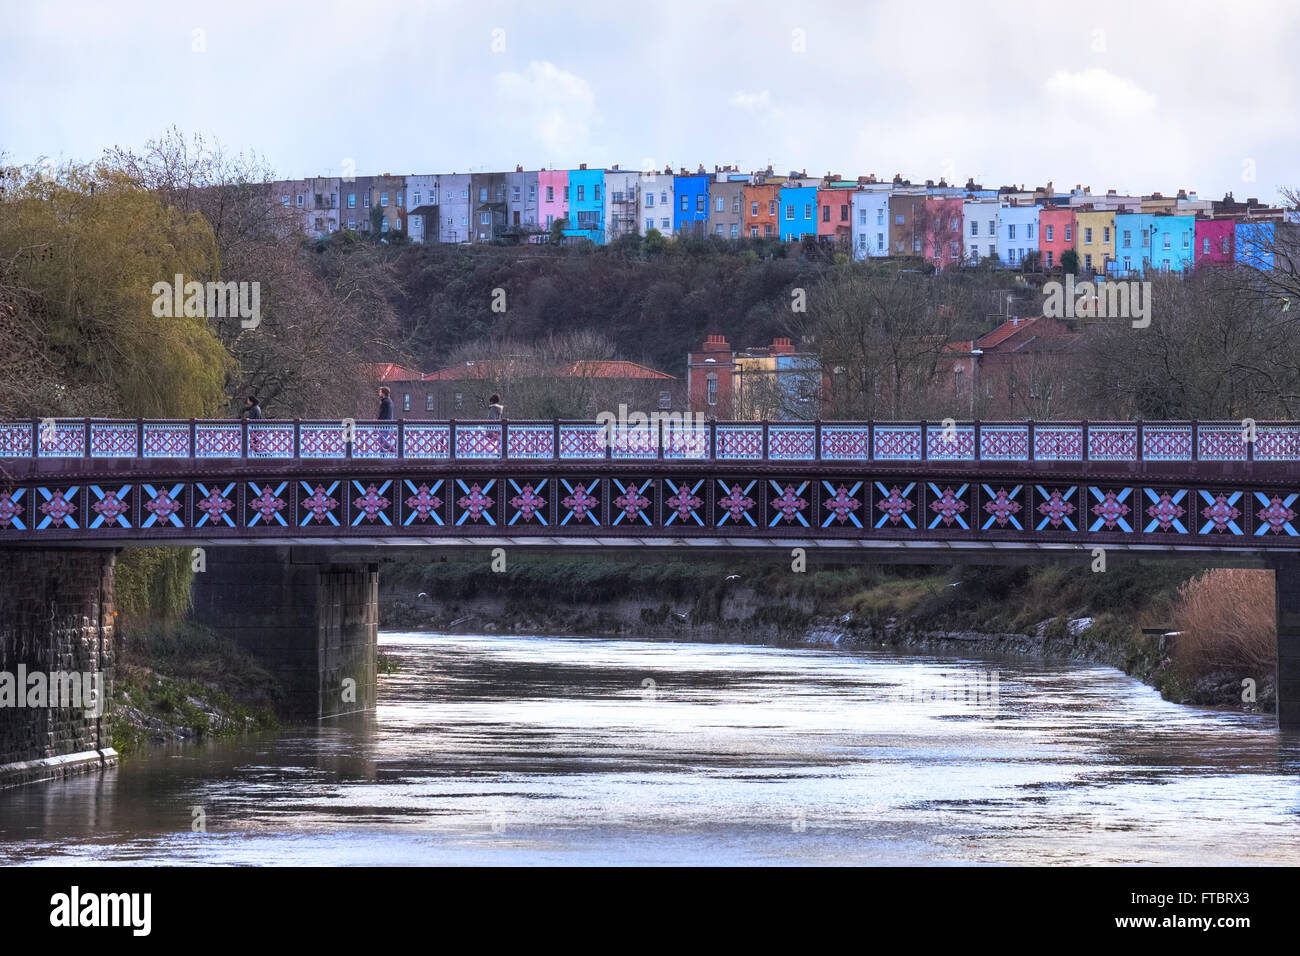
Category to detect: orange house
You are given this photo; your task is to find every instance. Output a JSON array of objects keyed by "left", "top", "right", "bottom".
[{"left": 742, "top": 183, "right": 780, "bottom": 239}]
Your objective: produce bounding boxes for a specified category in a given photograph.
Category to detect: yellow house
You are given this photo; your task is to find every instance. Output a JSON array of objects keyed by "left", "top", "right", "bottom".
[{"left": 1073, "top": 209, "right": 1115, "bottom": 273}]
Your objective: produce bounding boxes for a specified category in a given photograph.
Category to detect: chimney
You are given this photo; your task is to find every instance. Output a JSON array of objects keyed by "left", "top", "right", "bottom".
[
  {"left": 516, "top": 165, "right": 523, "bottom": 173},
  {"left": 770, "top": 337, "right": 795, "bottom": 355},
  {"left": 702, "top": 334, "right": 731, "bottom": 353},
  {"left": 611, "top": 164, "right": 619, "bottom": 170},
  {"left": 579, "top": 163, "right": 587, "bottom": 170}
]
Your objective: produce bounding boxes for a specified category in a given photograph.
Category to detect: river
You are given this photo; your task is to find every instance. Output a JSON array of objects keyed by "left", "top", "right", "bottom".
[{"left": 1, "top": 632, "right": 1298, "bottom": 865}]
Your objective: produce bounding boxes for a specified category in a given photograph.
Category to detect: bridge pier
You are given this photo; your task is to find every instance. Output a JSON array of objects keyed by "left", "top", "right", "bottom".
[
  {"left": 1275, "top": 559, "right": 1300, "bottom": 730},
  {"left": 0, "top": 549, "right": 117, "bottom": 785},
  {"left": 190, "top": 547, "right": 378, "bottom": 720}
]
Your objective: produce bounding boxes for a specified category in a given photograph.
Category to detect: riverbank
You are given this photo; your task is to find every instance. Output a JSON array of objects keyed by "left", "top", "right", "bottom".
[
  {"left": 107, "top": 620, "right": 281, "bottom": 757},
  {"left": 380, "top": 556, "right": 1273, "bottom": 714}
]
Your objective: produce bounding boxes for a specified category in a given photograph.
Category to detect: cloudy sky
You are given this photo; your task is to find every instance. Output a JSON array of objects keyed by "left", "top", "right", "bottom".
[{"left": 3, "top": 0, "right": 1297, "bottom": 201}]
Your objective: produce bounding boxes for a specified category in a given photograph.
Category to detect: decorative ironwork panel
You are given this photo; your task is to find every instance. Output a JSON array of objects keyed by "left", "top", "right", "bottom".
[
  {"left": 143, "top": 424, "right": 190, "bottom": 458},
  {"left": 873, "top": 426, "right": 922, "bottom": 461},
  {"left": 1033, "top": 427, "right": 1083, "bottom": 461},
  {"left": 1198, "top": 426, "right": 1248, "bottom": 462},
  {"left": 247, "top": 424, "right": 294, "bottom": 460},
  {"left": 819, "top": 426, "right": 870, "bottom": 461},
  {"left": 926, "top": 426, "right": 975, "bottom": 461},
  {"left": 559, "top": 425, "right": 606, "bottom": 459},
  {"left": 507, "top": 425, "right": 554, "bottom": 460},
  {"left": 768, "top": 426, "right": 815, "bottom": 461},
  {"left": 0, "top": 423, "right": 33, "bottom": 458},
  {"left": 300, "top": 425, "right": 348, "bottom": 459},
  {"left": 90, "top": 423, "right": 138, "bottom": 458},
  {"left": 979, "top": 426, "right": 1029, "bottom": 462},
  {"left": 37, "top": 423, "right": 85, "bottom": 458},
  {"left": 195, "top": 423, "right": 242, "bottom": 458},
  {"left": 403, "top": 424, "right": 451, "bottom": 459},
  {"left": 1254, "top": 426, "right": 1300, "bottom": 462},
  {"left": 715, "top": 426, "right": 763, "bottom": 461},
  {"left": 354, "top": 424, "right": 399, "bottom": 459},
  {"left": 1087, "top": 426, "right": 1138, "bottom": 462},
  {"left": 1142, "top": 425, "right": 1193, "bottom": 462}
]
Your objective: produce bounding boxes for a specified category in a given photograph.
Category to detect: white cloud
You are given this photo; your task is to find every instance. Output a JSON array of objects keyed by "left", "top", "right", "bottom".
[
  {"left": 495, "top": 61, "right": 598, "bottom": 158},
  {"left": 1044, "top": 68, "right": 1158, "bottom": 117}
]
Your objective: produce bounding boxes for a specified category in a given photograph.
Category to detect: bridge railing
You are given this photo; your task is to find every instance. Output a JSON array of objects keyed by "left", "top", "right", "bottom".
[{"left": 1, "top": 418, "right": 1296, "bottom": 465}]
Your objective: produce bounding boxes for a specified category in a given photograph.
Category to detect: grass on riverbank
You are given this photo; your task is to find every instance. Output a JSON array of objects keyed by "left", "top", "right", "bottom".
[{"left": 109, "top": 620, "right": 280, "bottom": 757}]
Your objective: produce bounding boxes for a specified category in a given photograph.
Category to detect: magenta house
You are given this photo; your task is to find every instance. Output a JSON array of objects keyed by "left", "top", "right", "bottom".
[
  {"left": 1194, "top": 218, "right": 1235, "bottom": 266},
  {"left": 537, "top": 168, "right": 569, "bottom": 233}
]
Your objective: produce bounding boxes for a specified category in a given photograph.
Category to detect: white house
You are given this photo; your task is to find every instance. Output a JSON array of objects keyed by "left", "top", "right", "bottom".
[
  {"left": 851, "top": 187, "right": 891, "bottom": 260},
  {"left": 639, "top": 169, "right": 674, "bottom": 236}
]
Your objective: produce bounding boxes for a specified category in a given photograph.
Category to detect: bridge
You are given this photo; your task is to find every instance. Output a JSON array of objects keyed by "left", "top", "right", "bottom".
[
  {"left": 3, "top": 417, "right": 1300, "bottom": 552},
  {"left": 2, "top": 417, "right": 1299, "bottom": 784}
]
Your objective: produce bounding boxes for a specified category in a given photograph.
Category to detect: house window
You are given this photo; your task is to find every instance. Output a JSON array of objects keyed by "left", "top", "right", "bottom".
[
  {"left": 716, "top": 197, "right": 725, "bottom": 212},
  {"left": 480, "top": 212, "right": 491, "bottom": 225},
  {"left": 912, "top": 238, "right": 921, "bottom": 253},
  {"left": 646, "top": 193, "right": 654, "bottom": 207},
  {"left": 1123, "top": 230, "right": 1131, "bottom": 248},
  {"left": 397, "top": 193, "right": 403, "bottom": 207},
  {"left": 971, "top": 220, "right": 979, "bottom": 236},
  {"left": 529, "top": 184, "right": 536, "bottom": 199},
  {"left": 1046, "top": 251, "right": 1053, "bottom": 268},
  {"left": 729, "top": 224, "right": 738, "bottom": 238},
  {"left": 785, "top": 205, "right": 794, "bottom": 220},
  {"left": 426, "top": 393, "right": 434, "bottom": 411},
  {"left": 751, "top": 226, "right": 759, "bottom": 237},
  {"left": 646, "top": 218, "right": 654, "bottom": 231},
  {"left": 1064, "top": 225, "right": 1072, "bottom": 241},
  {"left": 681, "top": 195, "right": 689, "bottom": 212},
  {"left": 1103, "top": 226, "right": 1110, "bottom": 242},
  {"left": 765, "top": 224, "right": 773, "bottom": 237},
  {"left": 1027, "top": 223, "right": 1034, "bottom": 239},
  {"left": 877, "top": 213, "right": 884, "bottom": 226},
  {"left": 1124, "top": 256, "right": 1132, "bottom": 271},
  {"left": 577, "top": 185, "right": 585, "bottom": 201},
  {"left": 696, "top": 196, "right": 705, "bottom": 213},
  {"left": 752, "top": 201, "right": 759, "bottom": 216},
  {"left": 987, "top": 219, "right": 994, "bottom": 235},
  {"left": 877, "top": 233, "right": 884, "bottom": 251},
  {"left": 1221, "top": 236, "right": 1229, "bottom": 254},
  {"left": 1202, "top": 237, "right": 1210, "bottom": 254},
  {"left": 403, "top": 393, "right": 410, "bottom": 411},
  {"left": 513, "top": 186, "right": 521, "bottom": 201},
  {"left": 1182, "top": 232, "right": 1190, "bottom": 248},
  {"left": 659, "top": 391, "right": 671, "bottom": 410},
  {"left": 413, "top": 191, "right": 421, "bottom": 205},
  {"left": 1164, "top": 233, "right": 1171, "bottom": 249},
  {"left": 347, "top": 218, "right": 355, "bottom": 229},
  {"left": 296, "top": 194, "right": 304, "bottom": 207},
  {"left": 661, "top": 218, "right": 670, "bottom": 230},
  {"left": 661, "top": 192, "right": 667, "bottom": 204},
  {"left": 822, "top": 205, "right": 830, "bottom": 222},
  {"left": 1046, "top": 224, "right": 1054, "bottom": 242},
  {"left": 949, "top": 241, "right": 959, "bottom": 258},
  {"left": 1085, "top": 253, "right": 1093, "bottom": 268},
  {"left": 594, "top": 185, "right": 601, "bottom": 200},
  {"left": 281, "top": 195, "right": 289, "bottom": 207},
  {"left": 707, "top": 375, "right": 717, "bottom": 406},
  {"left": 564, "top": 187, "right": 569, "bottom": 201},
  {"left": 1008, "top": 224, "right": 1016, "bottom": 240},
  {"left": 546, "top": 186, "right": 554, "bottom": 202},
  {"left": 479, "top": 188, "right": 487, "bottom": 202},
  {"left": 895, "top": 214, "right": 904, "bottom": 225},
  {"left": 381, "top": 192, "right": 389, "bottom": 207},
  {"left": 454, "top": 392, "right": 463, "bottom": 410},
  {"left": 858, "top": 234, "right": 866, "bottom": 249},
  {"left": 858, "top": 209, "right": 867, "bottom": 225},
  {"left": 364, "top": 194, "right": 370, "bottom": 207},
  {"left": 769, "top": 200, "right": 776, "bottom": 215},
  {"left": 1084, "top": 227, "right": 1092, "bottom": 244},
  {"left": 546, "top": 214, "right": 554, "bottom": 228},
  {"left": 382, "top": 219, "right": 389, "bottom": 232},
  {"left": 843, "top": 205, "right": 851, "bottom": 222},
  {"left": 804, "top": 204, "right": 812, "bottom": 219},
  {"left": 716, "top": 224, "right": 723, "bottom": 234}
]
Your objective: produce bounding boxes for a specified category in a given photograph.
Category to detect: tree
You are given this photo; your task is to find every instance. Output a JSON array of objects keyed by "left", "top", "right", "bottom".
[
  {"left": 1060, "top": 249, "right": 1080, "bottom": 274},
  {"left": 0, "top": 161, "right": 230, "bottom": 417}
]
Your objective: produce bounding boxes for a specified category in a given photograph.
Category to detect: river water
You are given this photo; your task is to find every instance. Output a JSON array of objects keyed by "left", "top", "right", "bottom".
[{"left": 1, "top": 632, "right": 1298, "bottom": 865}]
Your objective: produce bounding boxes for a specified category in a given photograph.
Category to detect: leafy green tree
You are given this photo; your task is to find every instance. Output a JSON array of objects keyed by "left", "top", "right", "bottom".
[{"left": 1060, "top": 249, "right": 1080, "bottom": 274}]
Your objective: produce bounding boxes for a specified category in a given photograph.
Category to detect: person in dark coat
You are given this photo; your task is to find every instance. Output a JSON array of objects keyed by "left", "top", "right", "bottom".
[
  {"left": 487, "top": 394, "right": 504, "bottom": 420},
  {"left": 241, "top": 396, "right": 262, "bottom": 420},
  {"left": 378, "top": 386, "right": 395, "bottom": 421}
]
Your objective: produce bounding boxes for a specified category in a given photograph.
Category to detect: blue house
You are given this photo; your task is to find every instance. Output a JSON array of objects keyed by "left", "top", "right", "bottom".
[
  {"left": 1236, "top": 221, "right": 1275, "bottom": 270},
  {"left": 1149, "top": 215, "right": 1196, "bottom": 273},
  {"left": 779, "top": 186, "right": 818, "bottom": 241},
  {"left": 565, "top": 166, "right": 606, "bottom": 244},
  {"left": 1112, "top": 212, "right": 1153, "bottom": 276},
  {"left": 674, "top": 175, "right": 709, "bottom": 236}
]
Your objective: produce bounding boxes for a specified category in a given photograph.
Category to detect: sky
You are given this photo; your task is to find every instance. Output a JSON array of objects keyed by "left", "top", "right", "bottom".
[{"left": 3, "top": 0, "right": 1298, "bottom": 202}]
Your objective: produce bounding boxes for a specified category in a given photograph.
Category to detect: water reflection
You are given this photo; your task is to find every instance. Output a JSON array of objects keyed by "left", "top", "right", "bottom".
[{"left": 1, "top": 633, "right": 1297, "bottom": 865}]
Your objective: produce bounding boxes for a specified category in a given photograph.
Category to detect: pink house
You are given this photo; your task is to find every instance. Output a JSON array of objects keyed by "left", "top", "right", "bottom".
[
  {"left": 1038, "top": 207, "right": 1076, "bottom": 271},
  {"left": 1194, "top": 218, "right": 1235, "bottom": 266},
  {"left": 537, "top": 169, "right": 569, "bottom": 232},
  {"left": 923, "top": 197, "right": 964, "bottom": 271}
]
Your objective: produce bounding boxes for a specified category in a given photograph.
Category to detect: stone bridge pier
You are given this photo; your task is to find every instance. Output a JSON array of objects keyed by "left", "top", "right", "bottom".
[
  {"left": 189, "top": 546, "right": 378, "bottom": 720},
  {"left": 0, "top": 549, "right": 117, "bottom": 785},
  {"left": 1273, "top": 558, "right": 1300, "bottom": 730}
]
